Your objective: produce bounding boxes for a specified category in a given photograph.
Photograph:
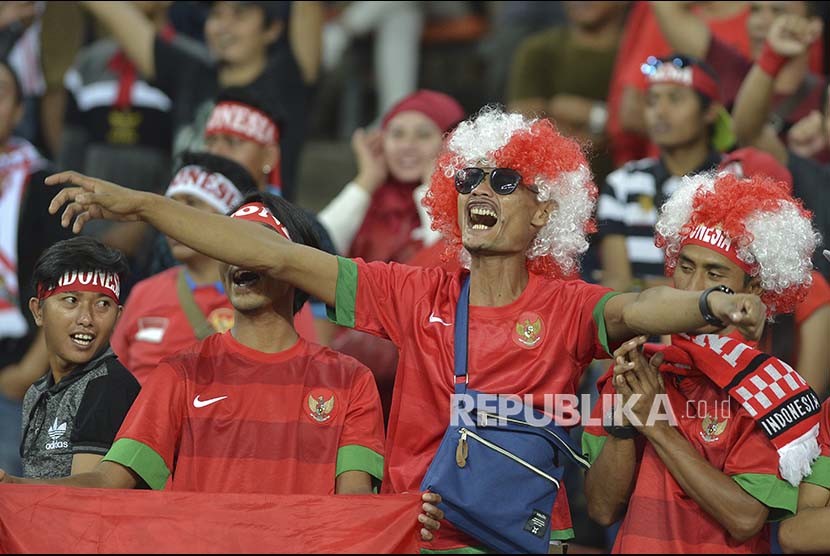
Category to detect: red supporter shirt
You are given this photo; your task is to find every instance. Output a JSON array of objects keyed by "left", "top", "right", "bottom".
[
  {"left": 103, "top": 331, "right": 385, "bottom": 494},
  {"left": 583, "top": 368, "right": 798, "bottom": 553},
  {"left": 327, "top": 257, "right": 618, "bottom": 549},
  {"left": 112, "top": 266, "right": 318, "bottom": 384}
]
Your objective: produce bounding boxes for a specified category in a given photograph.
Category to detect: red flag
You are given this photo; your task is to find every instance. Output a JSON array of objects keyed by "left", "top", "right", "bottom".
[{"left": 0, "top": 485, "right": 421, "bottom": 553}]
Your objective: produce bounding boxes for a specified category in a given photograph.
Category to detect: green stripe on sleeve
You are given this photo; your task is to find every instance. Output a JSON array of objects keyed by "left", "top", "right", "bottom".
[
  {"left": 550, "top": 527, "right": 574, "bottom": 541},
  {"left": 581, "top": 431, "right": 609, "bottom": 465},
  {"left": 732, "top": 472, "right": 799, "bottom": 521},
  {"left": 326, "top": 256, "right": 359, "bottom": 328},
  {"left": 336, "top": 444, "right": 384, "bottom": 481},
  {"left": 102, "top": 438, "right": 170, "bottom": 490},
  {"left": 592, "top": 292, "right": 624, "bottom": 357},
  {"left": 803, "top": 455, "right": 830, "bottom": 489}
]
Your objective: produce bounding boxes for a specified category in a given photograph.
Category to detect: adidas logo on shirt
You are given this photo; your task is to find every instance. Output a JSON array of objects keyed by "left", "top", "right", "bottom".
[{"left": 45, "top": 417, "right": 69, "bottom": 450}]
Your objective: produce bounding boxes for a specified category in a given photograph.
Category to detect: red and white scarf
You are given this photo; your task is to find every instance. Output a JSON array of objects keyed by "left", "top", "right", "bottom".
[
  {"left": 0, "top": 138, "right": 45, "bottom": 338},
  {"left": 644, "top": 333, "right": 821, "bottom": 485}
]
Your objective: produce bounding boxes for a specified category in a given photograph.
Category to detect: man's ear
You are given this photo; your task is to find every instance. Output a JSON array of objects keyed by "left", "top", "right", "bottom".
[
  {"left": 264, "top": 19, "right": 284, "bottom": 47},
  {"left": 531, "top": 199, "right": 556, "bottom": 228},
  {"left": 28, "top": 297, "right": 44, "bottom": 327},
  {"left": 745, "top": 276, "right": 763, "bottom": 296}
]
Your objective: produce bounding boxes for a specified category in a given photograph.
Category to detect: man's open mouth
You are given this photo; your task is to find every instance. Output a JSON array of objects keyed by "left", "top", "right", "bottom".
[
  {"left": 468, "top": 203, "right": 498, "bottom": 230},
  {"left": 232, "top": 270, "right": 260, "bottom": 288}
]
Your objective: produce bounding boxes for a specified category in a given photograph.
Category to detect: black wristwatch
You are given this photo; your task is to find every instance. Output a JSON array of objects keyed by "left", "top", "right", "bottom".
[
  {"left": 699, "top": 285, "right": 735, "bottom": 327},
  {"left": 603, "top": 408, "right": 640, "bottom": 439}
]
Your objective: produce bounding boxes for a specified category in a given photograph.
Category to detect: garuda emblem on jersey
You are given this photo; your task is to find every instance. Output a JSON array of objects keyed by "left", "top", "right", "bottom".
[
  {"left": 512, "top": 312, "right": 544, "bottom": 350},
  {"left": 308, "top": 389, "right": 336, "bottom": 423},
  {"left": 208, "top": 307, "right": 235, "bottom": 334},
  {"left": 700, "top": 414, "right": 728, "bottom": 443}
]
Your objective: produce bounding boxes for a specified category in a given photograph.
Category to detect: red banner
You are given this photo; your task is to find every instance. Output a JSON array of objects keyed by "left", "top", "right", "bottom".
[{"left": 0, "top": 485, "right": 421, "bottom": 553}]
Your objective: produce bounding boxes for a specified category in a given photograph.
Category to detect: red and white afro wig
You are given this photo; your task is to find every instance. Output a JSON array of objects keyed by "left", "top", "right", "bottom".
[
  {"left": 655, "top": 172, "right": 820, "bottom": 315},
  {"left": 423, "top": 107, "right": 596, "bottom": 278}
]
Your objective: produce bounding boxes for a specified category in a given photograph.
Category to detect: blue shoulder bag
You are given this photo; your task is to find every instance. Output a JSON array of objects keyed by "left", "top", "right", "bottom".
[{"left": 420, "top": 276, "right": 591, "bottom": 554}]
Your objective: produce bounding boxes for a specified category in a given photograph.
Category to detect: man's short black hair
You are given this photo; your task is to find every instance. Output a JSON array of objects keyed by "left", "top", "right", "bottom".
[
  {"left": 32, "top": 237, "right": 129, "bottom": 297},
  {"left": 177, "top": 151, "right": 260, "bottom": 196},
  {"left": 228, "top": 192, "right": 319, "bottom": 314},
  {"left": 214, "top": 87, "right": 285, "bottom": 135},
  {"left": 0, "top": 59, "right": 22, "bottom": 106}
]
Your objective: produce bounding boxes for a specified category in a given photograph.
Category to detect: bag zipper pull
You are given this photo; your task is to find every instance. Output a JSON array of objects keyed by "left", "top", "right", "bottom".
[{"left": 456, "top": 429, "right": 469, "bottom": 468}]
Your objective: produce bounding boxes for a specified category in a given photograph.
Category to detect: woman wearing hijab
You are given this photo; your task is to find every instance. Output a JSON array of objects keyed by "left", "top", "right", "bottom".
[{"left": 319, "top": 89, "right": 465, "bottom": 262}]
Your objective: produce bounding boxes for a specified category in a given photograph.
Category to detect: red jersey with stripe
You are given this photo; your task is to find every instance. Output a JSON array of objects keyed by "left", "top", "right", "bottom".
[
  {"left": 112, "top": 266, "right": 318, "bottom": 384},
  {"left": 583, "top": 370, "right": 798, "bottom": 553},
  {"left": 104, "top": 331, "right": 385, "bottom": 494},
  {"left": 327, "top": 258, "right": 617, "bottom": 550}
]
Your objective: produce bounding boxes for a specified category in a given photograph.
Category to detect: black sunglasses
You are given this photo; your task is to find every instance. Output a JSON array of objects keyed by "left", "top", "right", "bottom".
[{"left": 454, "top": 167, "right": 538, "bottom": 195}]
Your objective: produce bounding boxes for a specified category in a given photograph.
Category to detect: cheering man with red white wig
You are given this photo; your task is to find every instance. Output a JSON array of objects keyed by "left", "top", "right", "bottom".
[
  {"left": 585, "top": 171, "right": 822, "bottom": 553},
  {"left": 38, "top": 107, "right": 770, "bottom": 549}
]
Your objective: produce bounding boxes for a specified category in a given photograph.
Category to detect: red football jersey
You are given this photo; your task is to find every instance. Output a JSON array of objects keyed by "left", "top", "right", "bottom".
[
  {"left": 103, "top": 331, "right": 385, "bottom": 494},
  {"left": 112, "top": 266, "right": 318, "bottom": 384},
  {"left": 327, "top": 258, "right": 617, "bottom": 549},
  {"left": 583, "top": 371, "right": 798, "bottom": 553}
]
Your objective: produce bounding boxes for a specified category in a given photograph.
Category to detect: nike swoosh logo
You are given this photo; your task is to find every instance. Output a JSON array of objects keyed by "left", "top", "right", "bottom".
[
  {"left": 429, "top": 313, "right": 452, "bottom": 326},
  {"left": 193, "top": 395, "right": 228, "bottom": 408}
]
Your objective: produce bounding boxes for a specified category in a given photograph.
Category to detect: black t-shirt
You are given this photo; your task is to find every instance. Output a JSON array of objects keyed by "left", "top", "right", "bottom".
[
  {"left": 788, "top": 153, "right": 830, "bottom": 278},
  {"left": 153, "top": 34, "right": 310, "bottom": 200},
  {"left": 21, "top": 350, "right": 141, "bottom": 479}
]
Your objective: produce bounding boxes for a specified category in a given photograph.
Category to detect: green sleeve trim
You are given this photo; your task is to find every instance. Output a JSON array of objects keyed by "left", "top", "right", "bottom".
[
  {"left": 326, "top": 256, "right": 358, "bottom": 328},
  {"left": 803, "top": 455, "right": 830, "bottom": 489},
  {"left": 550, "top": 527, "right": 574, "bottom": 541},
  {"left": 732, "top": 472, "right": 799, "bottom": 521},
  {"left": 582, "top": 431, "right": 608, "bottom": 465},
  {"left": 336, "top": 444, "right": 384, "bottom": 482},
  {"left": 102, "top": 438, "right": 170, "bottom": 491},
  {"left": 592, "top": 292, "right": 624, "bottom": 357}
]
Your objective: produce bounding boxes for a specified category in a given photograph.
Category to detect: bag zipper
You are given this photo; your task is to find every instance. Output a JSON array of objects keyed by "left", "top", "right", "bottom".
[
  {"left": 476, "top": 410, "right": 590, "bottom": 469},
  {"left": 459, "top": 428, "right": 560, "bottom": 487}
]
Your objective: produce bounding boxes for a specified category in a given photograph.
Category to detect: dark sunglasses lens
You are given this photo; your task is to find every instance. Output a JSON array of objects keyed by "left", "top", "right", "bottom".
[
  {"left": 455, "top": 168, "right": 484, "bottom": 194},
  {"left": 490, "top": 169, "right": 522, "bottom": 194}
]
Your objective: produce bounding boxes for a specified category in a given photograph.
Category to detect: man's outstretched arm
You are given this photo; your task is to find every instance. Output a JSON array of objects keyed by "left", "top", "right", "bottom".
[{"left": 47, "top": 172, "right": 339, "bottom": 306}]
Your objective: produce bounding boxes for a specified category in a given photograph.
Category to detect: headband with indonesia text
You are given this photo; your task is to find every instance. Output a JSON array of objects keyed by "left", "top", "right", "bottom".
[
  {"left": 230, "top": 203, "right": 292, "bottom": 241},
  {"left": 165, "top": 165, "right": 243, "bottom": 214},
  {"left": 680, "top": 224, "right": 753, "bottom": 274},
  {"left": 205, "top": 101, "right": 279, "bottom": 146},
  {"left": 37, "top": 270, "right": 121, "bottom": 303},
  {"left": 646, "top": 62, "right": 721, "bottom": 102}
]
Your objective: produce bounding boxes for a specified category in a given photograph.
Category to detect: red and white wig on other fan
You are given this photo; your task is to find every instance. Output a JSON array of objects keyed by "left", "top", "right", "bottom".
[
  {"left": 424, "top": 107, "right": 596, "bottom": 278},
  {"left": 655, "top": 172, "right": 819, "bottom": 316}
]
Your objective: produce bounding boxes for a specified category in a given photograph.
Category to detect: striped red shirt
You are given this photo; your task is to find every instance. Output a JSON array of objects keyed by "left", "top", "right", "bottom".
[
  {"left": 104, "top": 331, "right": 385, "bottom": 494},
  {"left": 584, "top": 370, "right": 798, "bottom": 553}
]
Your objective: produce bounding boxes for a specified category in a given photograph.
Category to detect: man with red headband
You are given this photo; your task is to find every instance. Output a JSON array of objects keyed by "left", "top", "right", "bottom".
[
  {"left": 21, "top": 236, "right": 139, "bottom": 479},
  {"left": 2, "top": 193, "right": 385, "bottom": 497},
  {"left": 42, "top": 108, "right": 769, "bottom": 549},
  {"left": 597, "top": 54, "right": 726, "bottom": 292},
  {"left": 585, "top": 172, "right": 821, "bottom": 553}
]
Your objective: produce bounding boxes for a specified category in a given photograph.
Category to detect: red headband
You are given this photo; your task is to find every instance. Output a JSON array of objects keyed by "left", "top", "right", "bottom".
[
  {"left": 205, "top": 101, "right": 279, "bottom": 145},
  {"left": 230, "top": 203, "right": 291, "bottom": 241},
  {"left": 37, "top": 270, "right": 121, "bottom": 303},
  {"left": 647, "top": 63, "right": 721, "bottom": 102},
  {"left": 680, "top": 224, "right": 753, "bottom": 273}
]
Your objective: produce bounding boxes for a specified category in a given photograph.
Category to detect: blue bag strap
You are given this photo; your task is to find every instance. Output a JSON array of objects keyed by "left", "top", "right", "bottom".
[{"left": 454, "top": 275, "right": 471, "bottom": 395}]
